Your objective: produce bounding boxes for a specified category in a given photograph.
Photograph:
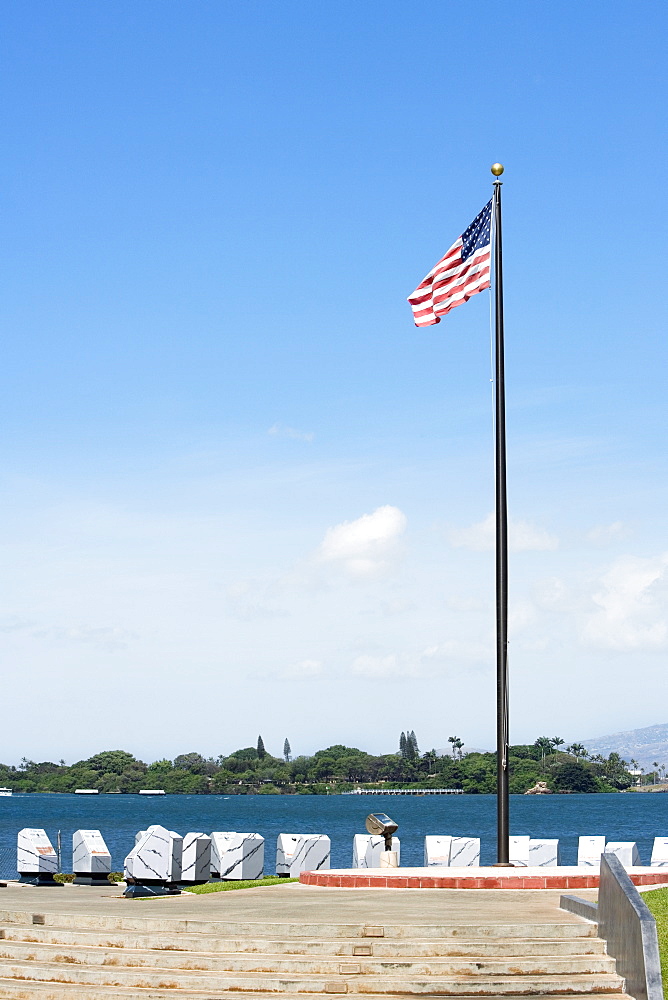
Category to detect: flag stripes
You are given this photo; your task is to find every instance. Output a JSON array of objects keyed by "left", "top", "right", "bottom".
[{"left": 408, "top": 200, "right": 492, "bottom": 327}]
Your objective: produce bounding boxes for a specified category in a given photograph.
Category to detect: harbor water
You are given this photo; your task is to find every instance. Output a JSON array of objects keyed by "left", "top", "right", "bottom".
[{"left": 1, "top": 792, "right": 667, "bottom": 877}]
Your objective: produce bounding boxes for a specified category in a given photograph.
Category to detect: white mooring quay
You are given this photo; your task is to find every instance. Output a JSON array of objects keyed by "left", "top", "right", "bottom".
[{"left": 342, "top": 787, "right": 463, "bottom": 795}]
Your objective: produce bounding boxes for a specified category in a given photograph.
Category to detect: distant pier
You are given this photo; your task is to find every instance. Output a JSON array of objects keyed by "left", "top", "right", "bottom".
[{"left": 342, "top": 787, "right": 463, "bottom": 796}]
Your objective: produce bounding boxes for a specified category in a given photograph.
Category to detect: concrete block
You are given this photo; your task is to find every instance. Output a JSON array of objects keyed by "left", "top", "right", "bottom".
[
  {"left": 578, "top": 835, "right": 605, "bottom": 867},
  {"left": 509, "top": 836, "right": 531, "bottom": 866},
  {"left": 124, "top": 825, "right": 182, "bottom": 883},
  {"left": 424, "top": 836, "right": 452, "bottom": 867},
  {"left": 352, "top": 834, "right": 401, "bottom": 868},
  {"left": 650, "top": 836, "right": 668, "bottom": 867},
  {"left": 181, "top": 832, "right": 211, "bottom": 883},
  {"left": 210, "top": 832, "right": 264, "bottom": 880},
  {"left": 72, "top": 830, "right": 111, "bottom": 881},
  {"left": 529, "top": 838, "right": 560, "bottom": 867},
  {"left": 605, "top": 841, "right": 641, "bottom": 868},
  {"left": 17, "top": 829, "right": 58, "bottom": 875},
  {"left": 449, "top": 836, "right": 480, "bottom": 866},
  {"left": 277, "top": 834, "right": 330, "bottom": 876}
]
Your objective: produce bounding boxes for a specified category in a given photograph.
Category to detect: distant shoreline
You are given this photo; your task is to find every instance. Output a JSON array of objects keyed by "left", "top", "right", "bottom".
[
  {"left": 624, "top": 783, "right": 668, "bottom": 794},
  {"left": 0, "top": 787, "right": 633, "bottom": 797},
  {"left": 1, "top": 742, "right": 644, "bottom": 796}
]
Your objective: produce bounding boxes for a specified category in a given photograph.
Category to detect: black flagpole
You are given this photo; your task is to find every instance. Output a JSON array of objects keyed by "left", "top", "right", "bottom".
[{"left": 491, "top": 163, "right": 511, "bottom": 866}]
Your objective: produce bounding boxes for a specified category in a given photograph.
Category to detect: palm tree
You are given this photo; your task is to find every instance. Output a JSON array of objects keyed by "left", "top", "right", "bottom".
[
  {"left": 653, "top": 762, "right": 660, "bottom": 785},
  {"left": 448, "top": 736, "right": 461, "bottom": 759},
  {"left": 570, "top": 743, "right": 587, "bottom": 762},
  {"left": 551, "top": 737, "right": 565, "bottom": 756},
  {"left": 534, "top": 737, "right": 552, "bottom": 773}
]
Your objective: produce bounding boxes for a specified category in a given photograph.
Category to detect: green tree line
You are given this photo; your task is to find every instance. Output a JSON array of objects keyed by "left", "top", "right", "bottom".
[{"left": 0, "top": 735, "right": 644, "bottom": 794}]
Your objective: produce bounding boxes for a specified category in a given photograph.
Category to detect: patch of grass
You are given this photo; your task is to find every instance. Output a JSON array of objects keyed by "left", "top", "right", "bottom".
[
  {"left": 183, "top": 876, "right": 298, "bottom": 893},
  {"left": 643, "top": 886, "right": 668, "bottom": 996}
]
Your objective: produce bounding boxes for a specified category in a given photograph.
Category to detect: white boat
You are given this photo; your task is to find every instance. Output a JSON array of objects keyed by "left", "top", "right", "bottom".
[
  {"left": 74, "top": 789, "right": 99, "bottom": 794},
  {"left": 0, "top": 787, "right": 12, "bottom": 797},
  {"left": 138, "top": 789, "right": 165, "bottom": 795}
]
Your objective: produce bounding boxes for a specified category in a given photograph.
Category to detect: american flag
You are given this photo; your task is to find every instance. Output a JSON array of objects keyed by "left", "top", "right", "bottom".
[{"left": 408, "top": 199, "right": 492, "bottom": 327}]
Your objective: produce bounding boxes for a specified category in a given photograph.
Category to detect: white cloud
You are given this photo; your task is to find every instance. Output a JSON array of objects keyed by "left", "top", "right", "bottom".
[
  {"left": 318, "top": 505, "right": 407, "bottom": 577},
  {"left": 268, "top": 423, "right": 314, "bottom": 442},
  {"left": 351, "top": 653, "right": 403, "bottom": 678},
  {"left": 350, "top": 640, "right": 491, "bottom": 680},
  {"left": 0, "top": 615, "right": 34, "bottom": 633},
  {"left": 532, "top": 577, "right": 572, "bottom": 612},
  {"left": 586, "top": 521, "right": 628, "bottom": 545},
  {"left": 512, "top": 519, "right": 559, "bottom": 552},
  {"left": 281, "top": 659, "right": 324, "bottom": 679},
  {"left": 450, "top": 512, "right": 558, "bottom": 552},
  {"left": 0, "top": 614, "right": 134, "bottom": 651},
  {"left": 225, "top": 579, "right": 287, "bottom": 620},
  {"left": 420, "top": 640, "right": 492, "bottom": 666},
  {"left": 446, "top": 595, "right": 488, "bottom": 612},
  {"left": 518, "top": 637, "right": 550, "bottom": 652},
  {"left": 509, "top": 601, "right": 535, "bottom": 635},
  {"left": 582, "top": 552, "right": 668, "bottom": 650},
  {"left": 380, "top": 598, "right": 416, "bottom": 617},
  {"left": 29, "top": 625, "right": 134, "bottom": 652}
]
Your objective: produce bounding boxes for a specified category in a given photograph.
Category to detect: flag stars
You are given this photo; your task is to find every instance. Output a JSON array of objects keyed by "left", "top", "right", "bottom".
[{"left": 461, "top": 200, "right": 492, "bottom": 263}]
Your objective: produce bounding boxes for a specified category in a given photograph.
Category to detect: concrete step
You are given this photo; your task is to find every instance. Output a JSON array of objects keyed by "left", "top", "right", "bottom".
[
  {"left": 0, "top": 924, "right": 608, "bottom": 956},
  {"left": 0, "top": 911, "right": 598, "bottom": 939},
  {"left": 0, "top": 958, "right": 627, "bottom": 994},
  {"left": 0, "top": 988, "right": 633, "bottom": 1000},
  {"left": 0, "top": 940, "right": 619, "bottom": 975}
]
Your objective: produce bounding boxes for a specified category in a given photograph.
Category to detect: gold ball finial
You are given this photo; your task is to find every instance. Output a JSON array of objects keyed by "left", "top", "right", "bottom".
[{"left": 491, "top": 163, "right": 504, "bottom": 177}]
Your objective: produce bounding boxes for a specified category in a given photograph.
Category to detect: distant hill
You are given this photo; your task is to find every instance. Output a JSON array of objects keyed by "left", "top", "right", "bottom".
[{"left": 581, "top": 723, "right": 668, "bottom": 771}]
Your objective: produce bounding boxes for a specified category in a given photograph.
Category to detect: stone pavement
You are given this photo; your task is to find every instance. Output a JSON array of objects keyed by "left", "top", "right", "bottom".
[
  {"left": 0, "top": 880, "right": 627, "bottom": 999},
  {"left": 0, "top": 878, "right": 598, "bottom": 923}
]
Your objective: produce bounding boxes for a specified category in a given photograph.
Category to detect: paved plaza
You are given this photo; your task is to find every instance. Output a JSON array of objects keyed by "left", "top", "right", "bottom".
[{"left": 0, "top": 878, "right": 598, "bottom": 923}]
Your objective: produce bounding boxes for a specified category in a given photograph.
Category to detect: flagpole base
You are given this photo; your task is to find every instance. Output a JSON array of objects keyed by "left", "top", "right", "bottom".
[{"left": 493, "top": 862, "right": 515, "bottom": 868}]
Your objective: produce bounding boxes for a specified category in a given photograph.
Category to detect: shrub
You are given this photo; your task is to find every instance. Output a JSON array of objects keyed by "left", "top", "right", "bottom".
[{"left": 552, "top": 760, "right": 598, "bottom": 793}]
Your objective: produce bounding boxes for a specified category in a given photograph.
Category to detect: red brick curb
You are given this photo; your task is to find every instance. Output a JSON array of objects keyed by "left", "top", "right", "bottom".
[{"left": 299, "top": 870, "right": 668, "bottom": 890}]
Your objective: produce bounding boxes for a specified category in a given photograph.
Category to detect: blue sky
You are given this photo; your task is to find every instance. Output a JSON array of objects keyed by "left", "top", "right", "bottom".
[{"left": 0, "top": 1, "right": 666, "bottom": 764}]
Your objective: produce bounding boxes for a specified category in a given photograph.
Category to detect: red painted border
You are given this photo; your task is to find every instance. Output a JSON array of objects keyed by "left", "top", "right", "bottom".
[{"left": 299, "top": 871, "right": 668, "bottom": 890}]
